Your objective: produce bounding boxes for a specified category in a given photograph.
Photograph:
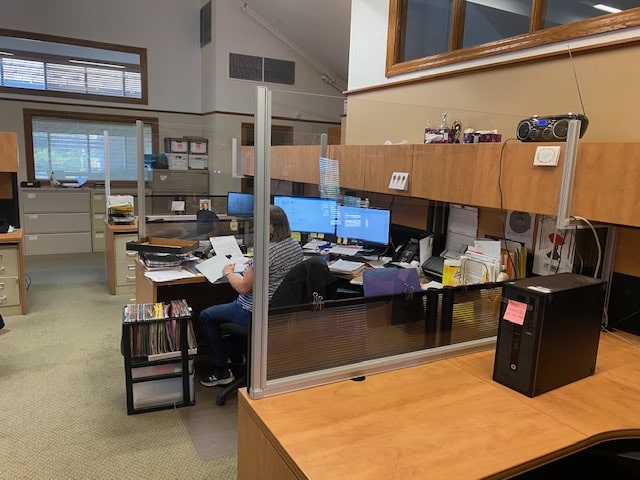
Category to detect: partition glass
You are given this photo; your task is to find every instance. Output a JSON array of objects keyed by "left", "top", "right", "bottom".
[{"left": 246, "top": 89, "right": 534, "bottom": 400}]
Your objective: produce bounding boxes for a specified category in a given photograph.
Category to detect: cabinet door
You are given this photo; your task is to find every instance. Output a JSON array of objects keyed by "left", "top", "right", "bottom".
[
  {"left": 0, "top": 132, "right": 18, "bottom": 172},
  {"left": 363, "top": 145, "right": 414, "bottom": 196}
]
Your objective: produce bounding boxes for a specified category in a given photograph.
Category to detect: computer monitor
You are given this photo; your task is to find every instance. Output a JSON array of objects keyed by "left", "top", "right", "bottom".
[
  {"left": 336, "top": 206, "right": 390, "bottom": 246},
  {"left": 273, "top": 196, "right": 336, "bottom": 235},
  {"left": 227, "top": 192, "right": 254, "bottom": 217}
]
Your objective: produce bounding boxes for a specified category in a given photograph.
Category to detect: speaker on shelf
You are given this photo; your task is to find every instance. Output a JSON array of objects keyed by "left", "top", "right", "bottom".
[{"left": 516, "top": 113, "right": 588, "bottom": 142}]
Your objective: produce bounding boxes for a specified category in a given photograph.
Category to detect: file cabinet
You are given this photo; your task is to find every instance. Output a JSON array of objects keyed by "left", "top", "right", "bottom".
[
  {"left": 105, "top": 222, "right": 138, "bottom": 295},
  {"left": 21, "top": 189, "right": 92, "bottom": 255},
  {"left": 0, "top": 244, "right": 21, "bottom": 311}
]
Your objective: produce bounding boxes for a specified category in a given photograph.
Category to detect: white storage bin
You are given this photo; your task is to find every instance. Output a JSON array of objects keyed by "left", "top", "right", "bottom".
[
  {"left": 167, "top": 154, "right": 189, "bottom": 170},
  {"left": 131, "top": 359, "right": 193, "bottom": 380},
  {"left": 132, "top": 372, "right": 194, "bottom": 409},
  {"left": 189, "top": 140, "right": 208, "bottom": 155},
  {"left": 188, "top": 155, "right": 208, "bottom": 170},
  {"left": 164, "top": 138, "right": 188, "bottom": 153}
]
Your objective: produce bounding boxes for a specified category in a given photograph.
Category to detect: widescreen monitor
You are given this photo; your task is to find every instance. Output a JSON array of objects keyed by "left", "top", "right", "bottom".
[
  {"left": 227, "top": 192, "right": 254, "bottom": 217},
  {"left": 274, "top": 196, "right": 336, "bottom": 235},
  {"left": 336, "top": 206, "right": 390, "bottom": 246}
]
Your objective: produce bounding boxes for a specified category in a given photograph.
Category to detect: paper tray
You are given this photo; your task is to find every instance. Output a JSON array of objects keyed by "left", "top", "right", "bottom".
[{"left": 126, "top": 237, "right": 198, "bottom": 254}]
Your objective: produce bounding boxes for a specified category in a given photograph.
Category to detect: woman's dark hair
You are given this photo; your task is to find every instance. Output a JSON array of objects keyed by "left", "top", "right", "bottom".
[{"left": 270, "top": 205, "right": 292, "bottom": 242}]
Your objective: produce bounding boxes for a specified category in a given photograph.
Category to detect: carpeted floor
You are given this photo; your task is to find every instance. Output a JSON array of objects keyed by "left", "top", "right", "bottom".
[{"left": 0, "top": 252, "right": 238, "bottom": 479}]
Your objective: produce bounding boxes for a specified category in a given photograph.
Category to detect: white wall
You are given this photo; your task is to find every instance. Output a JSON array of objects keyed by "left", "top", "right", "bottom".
[
  {"left": 349, "top": 0, "right": 640, "bottom": 92},
  {"left": 0, "top": 0, "right": 203, "bottom": 113},
  {"left": 204, "top": 0, "right": 344, "bottom": 121}
]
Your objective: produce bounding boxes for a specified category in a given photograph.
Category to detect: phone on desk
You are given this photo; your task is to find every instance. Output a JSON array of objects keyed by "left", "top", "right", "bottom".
[{"left": 392, "top": 240, "right": 420, "bottom": 264}]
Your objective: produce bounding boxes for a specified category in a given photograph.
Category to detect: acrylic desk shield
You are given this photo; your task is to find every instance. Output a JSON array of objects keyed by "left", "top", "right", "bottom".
[
  {"left": 363, "top": 268, "right": 421, "bottom": 298},
  {"left": 363, "top": 267, "right": 423, "bottom": 325}
]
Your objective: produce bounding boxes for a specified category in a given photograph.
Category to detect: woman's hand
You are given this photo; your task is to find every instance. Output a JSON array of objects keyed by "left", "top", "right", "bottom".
[{"left": 223, "top": 264, "right": 235, "bottom": 278}]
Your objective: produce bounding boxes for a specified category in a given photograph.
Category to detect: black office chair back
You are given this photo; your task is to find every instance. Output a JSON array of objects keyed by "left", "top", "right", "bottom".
[{"left": 270, "top": 258, "right": 338, "bottom": 308}]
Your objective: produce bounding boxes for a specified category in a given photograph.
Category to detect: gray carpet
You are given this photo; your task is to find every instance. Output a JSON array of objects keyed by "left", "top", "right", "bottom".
[{"left": 0, "top": 252, "right": 237, "bottom": 479}]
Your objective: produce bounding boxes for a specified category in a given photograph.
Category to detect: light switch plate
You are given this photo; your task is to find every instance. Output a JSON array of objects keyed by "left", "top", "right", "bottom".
[
  {"left": 533, "top": 146, "right": 561, "bottom": 166},
  {"left": 389, "top": 171, "right": 409, "bottom": 190}
]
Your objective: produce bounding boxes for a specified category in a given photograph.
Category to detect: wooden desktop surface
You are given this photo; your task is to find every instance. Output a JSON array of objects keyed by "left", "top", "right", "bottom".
[{"left": 238, "top": 333, "right": 640, "bottom": 480}]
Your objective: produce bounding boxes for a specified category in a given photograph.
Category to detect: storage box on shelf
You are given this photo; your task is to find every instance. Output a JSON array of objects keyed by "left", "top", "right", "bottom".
[{"left": 121, "top": 299, "right": 197, "bottom": 414}]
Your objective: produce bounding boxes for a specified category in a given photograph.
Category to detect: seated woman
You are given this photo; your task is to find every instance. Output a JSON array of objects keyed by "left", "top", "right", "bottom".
[{"left": 199, "top": 204, "right": 303, "bottom": 386}]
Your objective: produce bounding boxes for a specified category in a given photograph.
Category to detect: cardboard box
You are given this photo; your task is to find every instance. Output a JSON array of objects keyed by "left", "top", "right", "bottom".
[
  {"left": 126, "top": 237, "right": 198, "bottom": 255},
  {"left": 188, "top": 155, "right": 208, "bottom": 169},
  {"left": 166, "top": 154, "right": 189, "bottom": 170}
]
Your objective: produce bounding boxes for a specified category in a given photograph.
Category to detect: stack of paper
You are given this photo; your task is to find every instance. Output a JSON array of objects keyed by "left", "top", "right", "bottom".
[{"left": 329, "top": 259, "right": 366, "bottom": 275}]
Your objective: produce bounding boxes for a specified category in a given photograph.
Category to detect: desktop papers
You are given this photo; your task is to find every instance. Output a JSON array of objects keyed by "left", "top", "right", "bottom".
[
  {"left": 209, "top": 235, "right": 245, "bottom": 263},
  {"left": 329, "top": 259, "right": 365, "bottom": 275},
  {"left": 196, "top": 235, "right": 248, "bottom": 283},
  {"left": 445, "top": 204, "right": 478, "bottom": 254}
]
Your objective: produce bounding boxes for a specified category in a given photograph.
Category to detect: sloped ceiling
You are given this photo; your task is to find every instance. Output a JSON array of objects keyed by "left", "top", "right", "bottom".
[{"left": 240, "top": 0, "right": 351, "bottom": 91}]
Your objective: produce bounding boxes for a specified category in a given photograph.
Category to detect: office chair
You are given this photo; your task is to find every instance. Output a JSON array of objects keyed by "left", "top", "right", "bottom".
[
  {"left": 215, "top": 258, "right": 338, "bottom": 406},
  {"left": 216, "top": 321, "right": 250, "bottom": 406}
]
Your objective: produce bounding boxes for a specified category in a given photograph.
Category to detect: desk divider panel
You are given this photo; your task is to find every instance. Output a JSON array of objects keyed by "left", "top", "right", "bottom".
[{"left": 260, "top": 284, "right": 502, "bottom": 396}]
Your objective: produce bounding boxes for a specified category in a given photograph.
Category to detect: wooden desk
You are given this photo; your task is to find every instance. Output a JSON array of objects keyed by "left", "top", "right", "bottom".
[{"left": 238, "top": 333, "right": 640, "bottom": 479}]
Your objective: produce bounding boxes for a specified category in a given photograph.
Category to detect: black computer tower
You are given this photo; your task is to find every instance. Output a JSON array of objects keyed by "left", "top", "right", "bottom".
[{"left": 493, "top": 273, "right": 606, "bottom": 397}]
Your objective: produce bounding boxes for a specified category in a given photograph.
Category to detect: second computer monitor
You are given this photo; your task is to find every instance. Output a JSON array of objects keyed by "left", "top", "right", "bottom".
[
  {"left": 274, "top": 196, "right": 336, "bottom": 234},
  {"left": 336, "top": 205, "right": 390, "bottom": 246},
  {"left": 227, "top": 192, "right": 254, "bottom": 217}
]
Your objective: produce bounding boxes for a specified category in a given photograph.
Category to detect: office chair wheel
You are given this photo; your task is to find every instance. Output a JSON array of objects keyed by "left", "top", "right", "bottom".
[{"left": 216, "top": 394, "right": 227, "bottom": 406}]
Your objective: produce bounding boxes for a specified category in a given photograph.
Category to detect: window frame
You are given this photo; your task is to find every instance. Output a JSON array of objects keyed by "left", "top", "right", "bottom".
[
  {"left": 1, "top": 28, "right": 148, "bottom": 104},
  {"left": 386, "top": 0, "right": 640, "bottom": 77},
  {"left": 23, "top": 109, "right": 159, "bottom": 186}
]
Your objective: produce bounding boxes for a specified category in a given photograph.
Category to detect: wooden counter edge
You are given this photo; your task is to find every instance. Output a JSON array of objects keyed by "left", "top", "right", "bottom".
[{"left": 238, "top": 390, "right": 307, "bottom": 480}]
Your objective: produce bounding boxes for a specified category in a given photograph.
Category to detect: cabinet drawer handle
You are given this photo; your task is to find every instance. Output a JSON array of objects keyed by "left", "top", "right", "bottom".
[
  {"left": 127, "top": 264, "right": 136, "bottom": 271},
  {"left": 0, "top": 283, "right": 4, "bottom": 290},
  {"left": 126, "top": 276, "right": 136, "bottom": 281},
  {"left": 126, "top": 252, "right": 137, "bottom": 257},
  {"left": 0, "top": 295, "right": 7, "bottom": 303},
  {"left": 0, "top": 266, "right": 4, "bottom": 274}
]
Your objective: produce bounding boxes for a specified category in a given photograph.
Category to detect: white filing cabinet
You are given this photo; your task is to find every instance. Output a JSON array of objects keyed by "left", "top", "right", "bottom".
[{"left": 21, "top": 189, "right": 92, "bottom": 255}]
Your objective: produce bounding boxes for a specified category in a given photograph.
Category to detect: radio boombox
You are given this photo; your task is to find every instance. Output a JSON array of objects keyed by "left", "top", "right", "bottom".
[{"left": 516, "top": 113, "right": 589, "bottom": 142}]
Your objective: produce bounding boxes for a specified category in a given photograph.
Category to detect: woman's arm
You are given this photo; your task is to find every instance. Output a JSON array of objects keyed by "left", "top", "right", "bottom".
[{"left": 223, "top": 263, "right": 253, "bottom": 295}]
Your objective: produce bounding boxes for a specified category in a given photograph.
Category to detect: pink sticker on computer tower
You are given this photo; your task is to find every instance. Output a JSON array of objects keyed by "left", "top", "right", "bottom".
[{"left": 503, "top": 299, "right": 527, "bottom": 325}]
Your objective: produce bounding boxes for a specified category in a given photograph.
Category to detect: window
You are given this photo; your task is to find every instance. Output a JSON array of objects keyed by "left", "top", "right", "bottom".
[
  {"left": 24, "top": 110, "right": 159, "bottom": 183},
  {"left": 387, "top": 1, "right": 640, "bottom": 77},
  {"left": 0, "top": 29, "right": 147, "bottom": 103}
]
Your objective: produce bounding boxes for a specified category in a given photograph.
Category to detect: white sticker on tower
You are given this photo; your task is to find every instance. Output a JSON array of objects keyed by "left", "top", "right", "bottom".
[{"left": 389, "top": 172, "right": 409, "bottom": 190}]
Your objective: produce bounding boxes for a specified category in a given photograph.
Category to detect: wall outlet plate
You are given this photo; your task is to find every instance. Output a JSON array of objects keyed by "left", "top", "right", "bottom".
[
  {"left": 533, "top": 146, "right": 561, "bottom": 166},
  {"left": 389, "top": 171, "right": 409, "bottom": 190}
]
